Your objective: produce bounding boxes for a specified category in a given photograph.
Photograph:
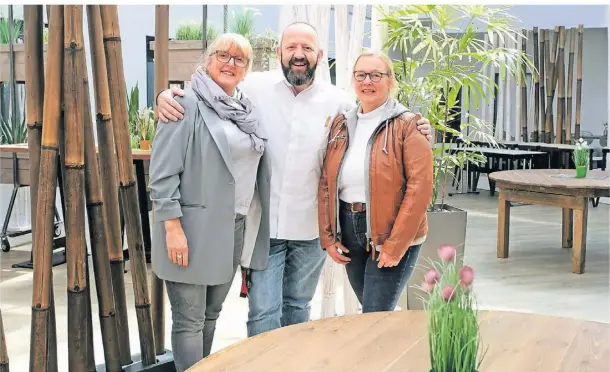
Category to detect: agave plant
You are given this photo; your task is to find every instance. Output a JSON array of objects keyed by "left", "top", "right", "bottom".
[
  {"left": 380, "top": 5, "right": 535, "bottom": 211},
  {"left": 0, "top": 114, "right": 27, "bottom": 144}
]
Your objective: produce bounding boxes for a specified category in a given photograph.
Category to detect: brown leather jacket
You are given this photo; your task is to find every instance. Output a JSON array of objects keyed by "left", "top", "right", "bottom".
[{"left": 317, "top": 99, "right": 433, "bottom": 261}]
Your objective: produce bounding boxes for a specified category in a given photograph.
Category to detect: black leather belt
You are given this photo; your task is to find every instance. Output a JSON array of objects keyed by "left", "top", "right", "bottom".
[{"left": 340, "top": 200, "right": 366, "bottom": 213}]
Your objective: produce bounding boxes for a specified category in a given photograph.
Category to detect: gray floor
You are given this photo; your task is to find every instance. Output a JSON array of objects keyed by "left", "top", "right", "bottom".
[{"left": 1, "top": 175, "right": 608, "bottom": 370}]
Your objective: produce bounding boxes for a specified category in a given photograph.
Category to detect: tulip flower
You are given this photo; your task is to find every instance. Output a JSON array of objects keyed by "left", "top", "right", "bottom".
[
  {"left": 424, "top": 269, "right": 440, "bottom": 284},
  {"left": 459, "top": 266, "right": 474, "bottom": 287},
  {"left": 441, "top": 285, "right": 455, "bottom": 302},
  {"left": 438, "top": 245, "right": 456, "bottom": 262}
]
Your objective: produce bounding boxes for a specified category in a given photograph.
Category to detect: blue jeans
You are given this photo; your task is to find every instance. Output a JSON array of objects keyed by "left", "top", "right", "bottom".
[
  {"left": 340, "top": 206, "right": 421, "bottom": 313},
  {"left": 246, "top": 238, "right": 326, "bottom": 337}
]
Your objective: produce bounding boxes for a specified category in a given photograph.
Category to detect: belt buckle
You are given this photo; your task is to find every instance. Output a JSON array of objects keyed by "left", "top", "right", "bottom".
[{"left": 351, "top": 203, "right": 361, "bottom": 213}]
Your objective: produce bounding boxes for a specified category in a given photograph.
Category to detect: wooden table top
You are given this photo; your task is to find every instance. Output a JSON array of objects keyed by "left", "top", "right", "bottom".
[
  {"left": 489, "top": 169, "right": 610, "bottom": 192},
  {"left": 189, "top": 310, "right": 609, "bottom": 372},
  {"left": 0, "top": 143, "right": 152, "bottom": 160}
]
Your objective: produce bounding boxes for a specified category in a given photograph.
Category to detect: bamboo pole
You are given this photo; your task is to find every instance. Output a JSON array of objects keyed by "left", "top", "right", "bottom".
[
  {"left": 24, "top": 7, "right": 59, "bottom": 372},
  {"left": 63, "top": 5, "right": 91, "bottom": 370},
  {"left": 29, "top": 5, "right": 63, "bottom": 371},
  {"left": 539, "top": 29, "right": 546, "bottom": 143},
  {"left": 80, "top": 35, "right": 123, "bottom": 372},
  {"left": 0, "top": 309, "right": 7, "bottom": 372},
  {"left": 575, "top": 24, "right": 583, "bottom": 139},
  {"left": 86, "top": 5, "right": 132, "bottom": 365},
  {"left": 152, "top": 4, "right": 168, "bottom": 356},
  {"left": 566, "top": 28, "right": 575, "bottom": 143},
  {"left": 100, "top": 5, "right": 156, "bottom": 366},
  {"left": 556, "top": 26, "right": 565, "bottom": 144},
  {"left": 532, "top": 27, "right": 540, "bottom": 142},
  {"left": 544, "top": 29, "right": 555, "bottom": 143},
  {"left": 520, "top": 28, "right": 528, "bottom": 142}
]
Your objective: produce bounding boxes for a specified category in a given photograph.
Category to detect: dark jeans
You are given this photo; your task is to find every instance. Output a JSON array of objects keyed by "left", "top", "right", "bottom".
[{"left": 340, "top": 205, "right": 421, "bottom": 313}]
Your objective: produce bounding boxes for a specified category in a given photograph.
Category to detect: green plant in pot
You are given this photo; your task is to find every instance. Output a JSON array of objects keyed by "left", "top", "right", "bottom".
[
  {"left": 420, "top": 244, "right": 486, "bottom": 372},
  {"left": 573, "top": 138, "right": 589, "bottom": 178},
  {"left": 134, "top": 107, "right": 156, "bottom": 150}
]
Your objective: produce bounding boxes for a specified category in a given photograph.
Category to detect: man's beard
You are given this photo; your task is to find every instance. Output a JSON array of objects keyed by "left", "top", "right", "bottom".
[{"left": 281, "top": 53, "right": 318, "bottom": 86}]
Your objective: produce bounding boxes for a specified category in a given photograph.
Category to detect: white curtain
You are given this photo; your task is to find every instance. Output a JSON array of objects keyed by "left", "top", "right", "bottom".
[{"left": 370, "top": 5, "right": 389, "bottom": 53}]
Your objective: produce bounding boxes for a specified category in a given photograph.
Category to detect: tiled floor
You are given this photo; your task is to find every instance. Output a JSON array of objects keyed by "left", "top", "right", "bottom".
[{"left": 1, "top": 175, "right": 608, "bottom": 370}]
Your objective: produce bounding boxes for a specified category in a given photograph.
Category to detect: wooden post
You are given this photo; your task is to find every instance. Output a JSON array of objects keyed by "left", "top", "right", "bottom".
[
  {"left": 86, "top": 5, "right": 133, "bottom": 365},
  {"left": 0, "top": 309, "right": 7, "bottom": 372},
  {"left": 63, "top": 6, "right": 91, "bottom": 370},
  {"left": 566, "top": 28, "right": 575, "bottom": 143},
  {"left": 80, "top": 29, "right": 123, "bottom": 372},
  {"left": 532, "top": 27, "right": 540, "bottom": 142},
  {"left": 556, "top": 26, "right": 565, "bottom": 144},
  {"left": 575, "top": 25, "right": 583, "bottom": 139},
  {"left": 520, "top": 29, "right": 528, "bottom": 142},
  {"left": 539, "top": 29, "right": 546, "bottom": 143},
  {"left": 544, "top": 29, "right": 556, "bottom": 143},
  {"left": 100, "top": 5, "right": 156, "bottom": 366},
  {"left": 29, "top": 6, "right": 62, "bottom": 371},
  {"left": 24, "top": 7, "right": 59, "bottom": 372},
  {"left": 152, "top": 4, "right": 169, "bottom": 356}
]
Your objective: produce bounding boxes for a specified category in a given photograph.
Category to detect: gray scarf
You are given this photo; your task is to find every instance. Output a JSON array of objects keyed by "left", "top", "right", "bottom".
[{"left": 190, "top": 70, "right": 266, "bottom": 153}]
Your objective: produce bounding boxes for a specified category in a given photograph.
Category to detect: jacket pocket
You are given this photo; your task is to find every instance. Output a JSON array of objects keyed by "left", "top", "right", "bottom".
[{"left": 180, "top": 203, "right": 206, "bottom": 209}]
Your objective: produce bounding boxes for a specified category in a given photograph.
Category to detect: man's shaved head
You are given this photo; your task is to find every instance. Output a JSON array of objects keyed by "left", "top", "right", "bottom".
[{"left": 280, "top": 21, "right": 319, "bottom": 49}]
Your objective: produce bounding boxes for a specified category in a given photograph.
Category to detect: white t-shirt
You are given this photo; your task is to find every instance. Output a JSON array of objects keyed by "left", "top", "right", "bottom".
[{"left": 338, "top": 100, "right": 388, "bottom": 203}]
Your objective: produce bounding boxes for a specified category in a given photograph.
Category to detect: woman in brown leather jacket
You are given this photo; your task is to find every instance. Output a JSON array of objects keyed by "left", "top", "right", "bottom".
[{"left": 318, "top": 51, "right": 434, "bottom": 312}]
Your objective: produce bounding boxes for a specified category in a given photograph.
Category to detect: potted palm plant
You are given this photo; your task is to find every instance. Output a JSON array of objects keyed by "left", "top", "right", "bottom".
[{"left": 380, "top": 5, "right": 534, "bottom": 310}]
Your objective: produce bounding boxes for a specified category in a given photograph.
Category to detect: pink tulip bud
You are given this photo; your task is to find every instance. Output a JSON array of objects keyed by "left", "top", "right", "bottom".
[
  {"left": 438, "top": 245, "right": 456, "bottom": 262},
  {"left": 441, "top": 285, "right": 455, "bottom": 302},
  {"left": 424, "top": 269, "right": 440, "bottom": 284},
  {"left": 422, "top": 281, "right": 435, "bottom": 293},
  {"left": 459, "top": 266, "right": 474, "bottom": 287}
]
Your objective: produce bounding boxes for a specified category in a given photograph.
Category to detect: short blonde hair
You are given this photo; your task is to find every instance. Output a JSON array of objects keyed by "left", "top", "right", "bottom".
[
  {"left": 198, "top": 33, "right": 254, "bottom": 73},
  {"left": 352, "top": 50, "right": 398, "bottom": 94}
]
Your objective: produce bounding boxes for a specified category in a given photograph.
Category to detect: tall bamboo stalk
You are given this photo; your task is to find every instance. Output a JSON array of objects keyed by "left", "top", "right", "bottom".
[
  {"left": 575, "top": 24, "right": 583, "bottom": 139},
  {"left": 0, "top": 309, "right": 7, "bottom": 372},
  {"left": 566, "top": 28, "right": 575, "bottom": 143},
  {"left": 100, "top": 5, "right": 156, "bottom": 366},
  {"left": 539, "top": 29, "right": 546, "bottom": 143},
  {"left": 152, "top": 4, "right": 168, "bottom": 356},
  {"left": 29, "top": 6, "right": 63, "bottom": 371},
  {"left": 532, "top": 27, "right": 540, "bottom": 142},
  {"left": 86, "top": 5, "right": 132, "bottom": 365},
  {"left": 63, "top": 5, "right": 90, "bottom": 370},
  {"left": 24, "top": 7, "right": 58, "bottom": 372},
  {"left": 520, "top": 28, "right": 528, "bottom": 142},
  {"left": 544, "top": 29, "right": 555, "bottom": 143},
  {"left": 556, "top": 26, "right": 566, "bottom": 144},
  {"left": 80, "top": 38, "right": 123, "bottom": 372}
]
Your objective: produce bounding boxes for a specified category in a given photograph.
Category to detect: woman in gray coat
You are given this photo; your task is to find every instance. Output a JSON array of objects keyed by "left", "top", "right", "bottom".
[{"left": 148, "top": 33, "right": 271, "bottom": 371}]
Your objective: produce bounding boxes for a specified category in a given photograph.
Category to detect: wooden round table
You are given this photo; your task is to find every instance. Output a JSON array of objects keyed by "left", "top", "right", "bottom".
[
  {"left": 489, "top": 169, "right": 610, "bottom": 274},
  {"left": 188, "top": 310, "right": 609, "bottom": 371}
]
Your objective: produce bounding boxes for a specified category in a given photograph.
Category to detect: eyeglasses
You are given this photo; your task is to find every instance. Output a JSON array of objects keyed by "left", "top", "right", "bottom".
[
  {"left": 353, "top": 71, "right": 389, "bottom": 82},
  {"left": 214, "top": 51, "right": 249, "bottom": 68}
]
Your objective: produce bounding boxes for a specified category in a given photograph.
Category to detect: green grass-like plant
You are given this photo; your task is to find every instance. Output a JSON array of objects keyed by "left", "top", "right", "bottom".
[
  {"left": 175, "top": 21, "right": 219, "bottom": 41},
  {"left": 573, "top": 138, "right": 589, "bottom": 168},
  {"left": 419, "top": 245, "right": 486, "bottom": 372}
]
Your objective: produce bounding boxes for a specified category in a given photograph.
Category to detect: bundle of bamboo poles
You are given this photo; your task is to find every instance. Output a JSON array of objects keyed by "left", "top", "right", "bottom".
[
  {"left": 25, "top": 5, "right": 161, "bottom": 371},
  {"left": 534, "top": 24, "right": 584, "bottom": 144}
]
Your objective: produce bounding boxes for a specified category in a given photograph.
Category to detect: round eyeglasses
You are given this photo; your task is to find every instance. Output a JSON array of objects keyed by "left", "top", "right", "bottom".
[
  {"left": 214, "top": 51, "right": 249, "bottom": 68},
  {"left": 353, "top": 71, "right": 389, "bottom": 82}
]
